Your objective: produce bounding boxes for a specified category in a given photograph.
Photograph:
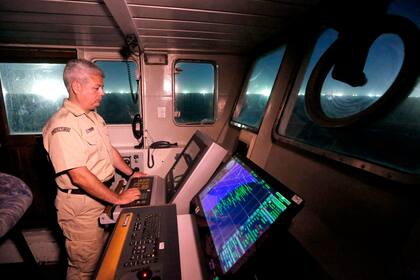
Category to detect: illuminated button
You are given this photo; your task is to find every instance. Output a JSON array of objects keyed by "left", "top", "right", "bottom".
[{"left": 137, "top": 268, "right": 152, "bottom": 280}]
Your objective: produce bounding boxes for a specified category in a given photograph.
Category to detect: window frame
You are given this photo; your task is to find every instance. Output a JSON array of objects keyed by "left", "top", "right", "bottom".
[
  {"left": 230, "top": 45, "right": 286, "bottom": 133},
  {"left": 272, "top": 25, "right": 420, "bottom": 184},
  {"left": 304, "top": 15, "right": 418, "bottom": 128},
  {"left": 172, "top": 59, "right": 218, "bottom": 126},
  {"left": 0, "top": 47, "right": 77, "bottom": 139}
]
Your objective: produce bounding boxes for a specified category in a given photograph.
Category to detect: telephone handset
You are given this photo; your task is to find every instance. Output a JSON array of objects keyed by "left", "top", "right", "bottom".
[
  {"left": 147, "top": 140, "right": 178, "bottom": 169},
  {"left": 150, "top": 141, "right": 178, "bottom": 149},
  {"left": 131, "top": 114, "right": 143, "bottom": 149},
  {"left": 146, "top": 140, "right": 178, "bottom": 169}
]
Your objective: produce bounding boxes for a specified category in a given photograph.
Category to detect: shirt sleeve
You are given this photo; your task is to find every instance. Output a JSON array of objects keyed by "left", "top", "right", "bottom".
[{"left": 47, "top": 125, "right": 87, "bottom": 174}]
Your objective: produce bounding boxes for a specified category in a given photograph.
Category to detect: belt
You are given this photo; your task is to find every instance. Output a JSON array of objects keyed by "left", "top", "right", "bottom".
[{"left": 57, "top": 177, "right": 115, "bottom": 195}]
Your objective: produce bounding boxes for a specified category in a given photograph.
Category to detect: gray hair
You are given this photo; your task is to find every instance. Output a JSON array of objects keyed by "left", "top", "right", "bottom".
[{"left": 63, "top": 59, "right": 104, "bottom": 92}]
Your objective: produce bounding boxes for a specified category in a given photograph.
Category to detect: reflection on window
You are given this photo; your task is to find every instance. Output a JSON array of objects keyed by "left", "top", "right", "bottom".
[
  {"left": 320, "top": 34, "right": 403, "bottom": 118},
  {"left": 231, "top": 46, "right": 286, "bottom": 131},
  {"left": 276, "top": 0, "right": 420, "bottom": 177},
  {"left": 95, "top": 61, "right": 139, "bottom": 124},
  {"left": 0, "top": 63, "right": 67, "bottom": 134},
  {"left": 172, "top": 140, "right": 201, "bottom": 188},
  {"left": 174, "top": 61, "right": 216, "bottom": 124}
]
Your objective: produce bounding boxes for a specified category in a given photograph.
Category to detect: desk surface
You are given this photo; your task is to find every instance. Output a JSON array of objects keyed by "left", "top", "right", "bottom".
[{"left": 0, "top": 172, "right": 33, "bottom": 238}]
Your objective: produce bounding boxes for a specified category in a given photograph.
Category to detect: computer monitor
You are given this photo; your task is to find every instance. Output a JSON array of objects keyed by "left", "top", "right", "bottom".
[
  {"left": 190, "top": 154, "right": 303, "bottom": 278},
  {"left": 165, "top": 130, "right": 227, "bottom": 214}
]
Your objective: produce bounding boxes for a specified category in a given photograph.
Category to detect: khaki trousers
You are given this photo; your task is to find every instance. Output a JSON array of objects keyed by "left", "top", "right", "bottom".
[{"left": 55, "top": 191, "right": 108, "bottom": 280}]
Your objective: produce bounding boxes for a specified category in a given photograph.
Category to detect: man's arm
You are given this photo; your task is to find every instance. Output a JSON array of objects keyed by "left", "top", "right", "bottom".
[{"left": 68, "top": 166, "right": 140, "bottom": 205}]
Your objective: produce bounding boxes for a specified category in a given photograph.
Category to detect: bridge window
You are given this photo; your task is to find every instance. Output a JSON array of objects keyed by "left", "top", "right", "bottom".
[
  {"left": 231, "top": 45, "right": 286, "bottom": 132},
  {"left": 173, "top": 61, "right": 216, "bottom": 125},
  {"left": 0, "top": 63, "right": 67, "bottom": 134},
  {"left": 95, "top": 60, "right": 139, "bottom": 125},
  {"left": 274, "top": 1, "right": 420, "bottom": 181}
]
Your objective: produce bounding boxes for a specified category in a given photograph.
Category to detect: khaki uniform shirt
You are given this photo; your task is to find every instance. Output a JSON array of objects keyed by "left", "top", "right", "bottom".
[{"left": 43, "top": 99, "right": 114, "bottom": 189}]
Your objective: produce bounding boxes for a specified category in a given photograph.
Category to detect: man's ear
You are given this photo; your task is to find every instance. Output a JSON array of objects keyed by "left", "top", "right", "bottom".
[{"left": 70, "top": 80, "right": 81, "bottom": 96}]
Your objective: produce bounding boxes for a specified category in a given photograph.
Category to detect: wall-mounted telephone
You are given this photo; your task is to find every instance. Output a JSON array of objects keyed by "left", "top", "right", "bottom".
[
  {"left": 150, "top": 141, "right": 177, "bottom": 149},
  {"left": 131, "top": 114, "right": 143, "bottom": 149},
  {"left": 147, "top": 141, "right": 178, "bottom": 169}
]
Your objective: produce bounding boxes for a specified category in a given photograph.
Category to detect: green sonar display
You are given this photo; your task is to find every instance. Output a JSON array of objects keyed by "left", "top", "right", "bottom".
[{"left": 198, "top": 156, "right": 293, "bottom": 273}]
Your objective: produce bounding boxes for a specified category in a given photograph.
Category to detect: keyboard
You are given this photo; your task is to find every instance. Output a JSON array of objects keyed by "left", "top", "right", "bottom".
[
  {"left": 124, "top": 212, "right": 161, "bottom": 267},
  {"left": 96, "top": 204, "right": 181, "bottom": 280},
  {"left": 124, "top": 176, "right": 154, "bottom": 207}
]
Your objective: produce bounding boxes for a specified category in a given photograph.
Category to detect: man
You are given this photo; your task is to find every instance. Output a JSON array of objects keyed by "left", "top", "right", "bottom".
[{"left": 43, "top": 59, "right": 141, "bottom": 279}]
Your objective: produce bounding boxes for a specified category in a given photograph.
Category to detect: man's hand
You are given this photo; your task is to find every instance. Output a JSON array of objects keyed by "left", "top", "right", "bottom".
[
  {"left": 131, "top": 170, "right": 147, "bottom": 178},
  {"left": 116, "top": 188, "right": 141, "bottom": 205}
]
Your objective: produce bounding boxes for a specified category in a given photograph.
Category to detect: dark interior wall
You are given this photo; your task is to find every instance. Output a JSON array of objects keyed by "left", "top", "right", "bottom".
[
  {"left": 264, "top": 144, "right": 420, "bottom": 279},
  {"left": 0, "top": 136, "right": 58, "bottom": 229},
  {"left": 248, "top": 2, "right": 420, "bottom": 277}
]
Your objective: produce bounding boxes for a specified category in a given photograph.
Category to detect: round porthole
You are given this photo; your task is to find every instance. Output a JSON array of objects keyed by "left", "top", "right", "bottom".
[{"left": 305, "top": 15, "right": 419, "bottom": 127}]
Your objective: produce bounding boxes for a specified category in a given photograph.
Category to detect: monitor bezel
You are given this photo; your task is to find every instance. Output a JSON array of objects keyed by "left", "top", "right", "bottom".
[
  {"left": 165, "top": 130, "right": 210, "bottom": 203},
  {"left": 190, "top": 154, "right": 304, "bottom": 278}
]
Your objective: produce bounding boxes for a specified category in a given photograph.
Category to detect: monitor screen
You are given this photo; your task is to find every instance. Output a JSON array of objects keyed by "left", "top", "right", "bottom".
[{"left": 191, "top": 155, "right": 303, "bottom": 277}]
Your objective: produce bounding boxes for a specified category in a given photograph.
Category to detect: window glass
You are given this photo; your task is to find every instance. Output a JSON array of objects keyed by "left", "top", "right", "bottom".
[
  {"left": 277, "top": 29, "right": 338, "bottom": 134},
  {"left": 174, "top": 61, "right": 215, "bottom": 124},
  {"left": 95, "top": 60, "right": 139, "bottom": 124},
  {"left": 0, "top": 63, "right": 67, "bottom": 134},
  {"left": 231, "top": 46, "right": 286, "bottom": 131},
  {"left": 275, "top": 0, "right": 420, "bottom": 177},
  {"left": 320, "top": 34, "right": 403, "bottom": 118}
]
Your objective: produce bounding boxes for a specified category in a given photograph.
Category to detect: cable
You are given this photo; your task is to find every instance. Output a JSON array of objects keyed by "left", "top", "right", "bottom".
[
  {"left": 125, "top": 60, "right": 138, "bottom": 104},
  {"left": 147, "top": 147, "right": 154, "bottom": 169},
  {"left": 145, "top": 129, "right": 155, "bottom": 168}
]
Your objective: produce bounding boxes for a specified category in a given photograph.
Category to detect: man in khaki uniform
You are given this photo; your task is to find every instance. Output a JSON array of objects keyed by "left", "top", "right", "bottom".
[{"left": 43, "top": 59, "right": 142, "bottom": 280}]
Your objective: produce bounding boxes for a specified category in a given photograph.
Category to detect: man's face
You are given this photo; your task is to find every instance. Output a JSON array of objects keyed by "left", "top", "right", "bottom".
[{"left": 77, "top": 73, "right": 104, "bottom": 111}]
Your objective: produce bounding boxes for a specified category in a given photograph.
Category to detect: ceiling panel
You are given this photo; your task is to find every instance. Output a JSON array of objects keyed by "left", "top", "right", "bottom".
[
  {"left": 0, "top": 0, "right": 110, "bottom": 17},
  {"left": 129, "top": 5, "right": 286, "bottom": 28},
  {"left": 0, "top": 0, "right": 124, "bottom": 47},
  {"left": 0, "top": 22, "right": 118, "bottom": 35},
  {"left": 127, "top": 0, "right": 318, "bottom": 53},
  {"left": 133, "top": 18, "right": 277, "bottom": 34},
  {"left": 136, "top": 28, "right": 270, "bottom": 42},
  {"left": 0, "top": 30, "right": 122, "bottom": 47},
  {"left": 127, "top": 0, "right": 310, "bottom": 17},
  {"left": 141, "top": 39, "right": 249, "bottom": 54},
  {"left": 0, "top": 0, "right": 320, "bottom": 53},
  {"left": 0, "top": 12, "right": 116, "bottom": 26}
]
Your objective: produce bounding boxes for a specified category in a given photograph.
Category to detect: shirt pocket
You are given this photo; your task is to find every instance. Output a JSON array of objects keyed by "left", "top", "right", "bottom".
[
  {"left": 85, "top": 133, "right": 97, "bottom": 146},
  {"left": 83, "top": 129, "right": 107, "bottom": 162},
  {"left": 83, "top": 127, "right": 98, "bottom": 146}
]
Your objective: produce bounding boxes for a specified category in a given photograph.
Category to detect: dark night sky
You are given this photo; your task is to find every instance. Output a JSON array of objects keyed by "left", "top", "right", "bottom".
[{"left": 174, "top": 62, "right": 214, "bottom": 94}]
